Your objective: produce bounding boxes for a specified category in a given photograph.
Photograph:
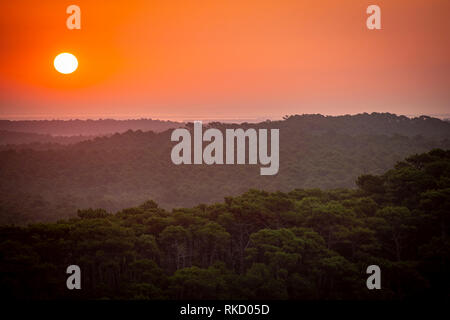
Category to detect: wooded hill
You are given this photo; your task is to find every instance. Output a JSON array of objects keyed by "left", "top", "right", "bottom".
[
  {"left": 0, "top": 113, "right": 449, "bottom": 224},
  {"left": 1, "top": 149, "right": 449, "bottom": 299},
  {"left": 0, "top": 118, "right": 182, "bottom": 136}
]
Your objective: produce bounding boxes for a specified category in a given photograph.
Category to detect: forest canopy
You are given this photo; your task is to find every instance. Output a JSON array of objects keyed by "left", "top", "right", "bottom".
[
  {"left": 0, "top": 113, "right": 449, "bottom": 225},
  {"left": 0, "top": 149, "right": 449, "bottom": 300}
]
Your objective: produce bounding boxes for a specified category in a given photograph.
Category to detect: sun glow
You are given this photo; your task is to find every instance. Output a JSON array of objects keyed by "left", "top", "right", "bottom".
[{"left": 54, "top": 53, "right": 78, "bottom": 74}]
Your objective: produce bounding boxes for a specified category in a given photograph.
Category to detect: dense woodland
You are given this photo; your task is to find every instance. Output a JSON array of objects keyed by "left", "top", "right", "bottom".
[
  {"left": 0, "top": 113, "right": 449, "bottom": 225},
  {"left": 0, "top": 149, "right": 449, "bottom": 299}
]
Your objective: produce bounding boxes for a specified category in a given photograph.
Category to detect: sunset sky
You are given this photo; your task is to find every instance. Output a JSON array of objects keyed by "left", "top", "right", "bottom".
[{"left": 0, "top": 0, "right": 449, "bottom": 120}]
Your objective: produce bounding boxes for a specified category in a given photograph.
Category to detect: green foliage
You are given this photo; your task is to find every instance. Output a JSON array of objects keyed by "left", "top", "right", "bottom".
[
  {"left": 1, "top": 113, "right": 450, "bottom": 225},
  {"left": 0, "top": 149, "right": 449, "bottom": 299}
]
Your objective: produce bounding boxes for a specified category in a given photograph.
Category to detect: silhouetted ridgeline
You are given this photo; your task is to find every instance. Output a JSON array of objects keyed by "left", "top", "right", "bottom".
[
  {"left": 0, "top": 118, "right": 183, "bottom": 136},
  {"left": 1, "top": 113, "right": 449, "bottom": 142},
  {"left": 0, "top": 149, "right": 449, "bottom": 299},
  {"left": 0, "top": 113, "right": 449, "bottom": 224},
  {"left": 0, "top": 130, "right": 97, "bottom": 148},
  {"left": 279, "top": 113, "right": 450, "bottom": 138}
]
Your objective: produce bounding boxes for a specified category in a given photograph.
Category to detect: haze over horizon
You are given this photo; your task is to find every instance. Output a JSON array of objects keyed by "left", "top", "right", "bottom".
[{"left": 0, "top": 112, "right": 449, "bottom": 123}]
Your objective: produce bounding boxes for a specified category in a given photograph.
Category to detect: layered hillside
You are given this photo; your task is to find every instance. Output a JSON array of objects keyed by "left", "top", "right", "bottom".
[{"left": 0, "top": 113, "right": 449, "bottom": 224}]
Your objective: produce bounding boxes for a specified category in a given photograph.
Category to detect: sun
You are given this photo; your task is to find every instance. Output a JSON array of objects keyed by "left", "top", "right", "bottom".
[{"left": 54, "top": 53, "right": 78, "bottom": 74}]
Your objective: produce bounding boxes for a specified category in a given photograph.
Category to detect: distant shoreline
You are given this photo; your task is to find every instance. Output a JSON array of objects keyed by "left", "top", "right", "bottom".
[{"left": 0, "top": 113, "right": 449, "bottom": 122}]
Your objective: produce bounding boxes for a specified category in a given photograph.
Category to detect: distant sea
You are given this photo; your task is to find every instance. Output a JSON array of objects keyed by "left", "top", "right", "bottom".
[{"left": 1, "top": 113, "right": 449, "bottom": 123}]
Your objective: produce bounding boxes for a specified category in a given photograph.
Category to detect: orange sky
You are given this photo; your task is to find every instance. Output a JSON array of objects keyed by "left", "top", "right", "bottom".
[{"left": 0, "top": 0, "right": 449, "bottom": 120}]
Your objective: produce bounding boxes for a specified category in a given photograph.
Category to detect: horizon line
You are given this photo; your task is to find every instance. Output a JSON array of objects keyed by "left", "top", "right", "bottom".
[{"left": 0, "top": 112, "right": 449, "bottom": 122}]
